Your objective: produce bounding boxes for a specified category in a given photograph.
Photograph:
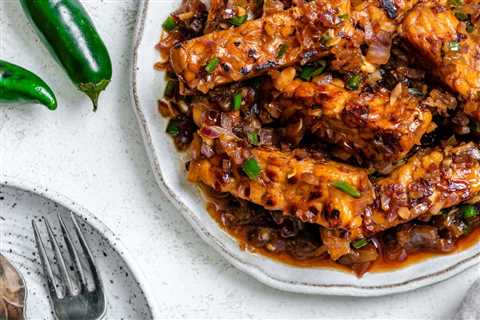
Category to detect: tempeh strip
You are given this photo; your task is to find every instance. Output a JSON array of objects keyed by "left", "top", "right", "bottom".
[
  {"left": 402, "top": 2, "right": 480, "bottom": 118},
  {"left": 170, "top": 0, "right": 353, "bottom": 92},
  {"left": 321, "top": 141, "right": 480, "bottom": 259},
  {"left": 270, "top": 69, "right": 434, "bottom": 167},
  {"left": 368, "top": 142, "right": 480, "bottom": 234},
  {"left": 187, "top": 147, "right": 375, "bottom": 233}
]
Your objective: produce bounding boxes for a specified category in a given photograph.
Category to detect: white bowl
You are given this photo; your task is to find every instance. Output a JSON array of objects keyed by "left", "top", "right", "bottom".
[{"left": 130, "top": 0, "right": 480, "bottom": 296}]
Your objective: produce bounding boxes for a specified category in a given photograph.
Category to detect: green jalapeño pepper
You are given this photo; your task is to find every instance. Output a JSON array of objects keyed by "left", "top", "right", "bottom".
[
  {"left": 20, "top": 0, "right": 112, "bottom": 111},
  {"left": 0, "top": 60, "right": 57, "bottom": 110}
]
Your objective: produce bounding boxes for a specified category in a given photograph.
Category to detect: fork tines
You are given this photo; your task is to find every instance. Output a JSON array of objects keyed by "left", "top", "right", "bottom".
[{"left": 32, "top": 213, "right": 101, "bottom": 299}]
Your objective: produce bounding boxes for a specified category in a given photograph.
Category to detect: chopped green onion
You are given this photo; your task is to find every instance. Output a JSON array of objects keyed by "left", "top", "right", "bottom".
[
  {"left": 162, "top": 16, "right": 177, "bottom": 32},
  {"left": 247, "top": 132, "right": 260, "bottom": 145},
  {"left": 332, "top": 180, "right": 361, "bottom": 198},
  {"left": 164, "top": 80, "right": 176, "bottom": 98},
  {"left": 448, "top": 0, "right": 463, "bottom": 7},
  {"left": 299, "top": 60, "right": 327, "bottom": 81},
  {"left": 320, "top": 33, "right": 332, "bottom": 45},
  {"left": 463, "top": 224, "right": 471, "bottom": 235},
  {"left": 230, "top": 15, "right": 247, "bottom": 26},
  {"left": 466, "top": 22, "right": 475, "bottom": 33},
  {"left": 299, "top": 66, "right": 315, "bottom": 81},
  {"left": 462, "top": 205, "right": 479, "bottom": 219},
  {"left": 205, "top": 57, "right": 220, "bottom": 73},
  {"left": 346, "top": 74, "right": 361, "bottom": 91},
  {"left": 352, "top": 238, "right": 369, "bottom": 249},
  {"left": 338, "top": 13, "right": 349, "bottom": 20},
  {"left": 448, "top": 40, "right": 460, "bottom": 52},
  {"left": 232, "top": 92, "right": 242, "bottom": 110},
  {"left": 455, "top": 11, "right": 469, "bottom": 21},
  {"left": 277, "top": 44, "right": 288, "bottom": 59},
  {"left": 166, "top": 119, "right": 180, "bottom": 136},
  {"left": 242, "top": 158, "right": 261, "bottom": 180},
  {"left": 408, "top": 87, "right": 425, "bottom": 98},
  {"left": 311, "top": 64, "right": 327, "bottom": 77}
]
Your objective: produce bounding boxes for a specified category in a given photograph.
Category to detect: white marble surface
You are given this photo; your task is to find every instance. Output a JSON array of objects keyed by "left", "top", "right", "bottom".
[{"left": 0, "top": 0, "right": 478, "bottom": 318}]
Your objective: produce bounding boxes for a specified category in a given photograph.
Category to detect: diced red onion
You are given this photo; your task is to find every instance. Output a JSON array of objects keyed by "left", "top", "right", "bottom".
[
  {"left": 259, "top": 129, "right": 274, "bottom": 145},
  {"left": 200, "top": 143, "right": 215, "bottom": 158},
  {"left": 199, "top": 126, "right": 223, "bottom": 139},
  {"left": 220, "top": 113, "right": 233, "bottom": 130},
  {"left": 366, "top": 31, "right": 392, "bottom": 65}
]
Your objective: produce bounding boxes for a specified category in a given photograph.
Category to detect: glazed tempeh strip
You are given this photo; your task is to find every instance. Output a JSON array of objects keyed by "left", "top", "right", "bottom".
[
  {"left": 170, "top": 0, "right": 353, "bottom": 92},
  {"left": 350, "top": 0, "right": 417, "bottom": 66},
  {"left": 270, "top": 69, "right": 434, "bottom": 167},
  {"left": 367, "top": 142, "right": 480, "bottom": 235},
  {"left": 187, "top": 147, "right": 375, "bottom": 234},
  {"left": 322, "top": 141, "right": 480, "bottom": 259},
  {"left": 402, "top": 2, "right": 480, "bottom": 118}
]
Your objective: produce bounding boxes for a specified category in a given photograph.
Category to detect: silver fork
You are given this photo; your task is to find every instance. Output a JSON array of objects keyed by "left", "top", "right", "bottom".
[{"left": 32, "top": 213, "right": 106, "bottom": 320}]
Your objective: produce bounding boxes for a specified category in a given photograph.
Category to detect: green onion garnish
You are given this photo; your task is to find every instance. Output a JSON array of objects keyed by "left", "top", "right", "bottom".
[
  {"left": 205, "top": 57, "right": 220, "bottom": 73},
  {"left": 352, "top": 238, "right": 369, "bottom": 249},
  {"left": 448, "top": 0, "right": 463, "bottom": 7},
  {"left": 162, "top": 16, "right": 177, "bottom": 32},
  {"left": 338, "top": 13, "right": 349, "bottom": 20},
  {"left": 232, "top": 92, "right": 242, "bottom": 110},
  {"left": 455, "top": 12, "right": 469, "bottom": 21},
  {"left": 462, "top": 205, "right": 479, "bottom": 219},
  {"left": 332, "top": 180, "right": 361, "bottom": 198},
  {"left": 408, "top": 87, "right": 425, "bottom": 98},
  {"left": 299, "top": 60, "right": 327, "bottom": 81},
  {"left": 299, "top": 66, "right": 316, "bottom": 81},
  {"left": 346, "top": 74, "right": 361, "bottom": 91},
  {"left": 247, "top": 132, "right": 259, "bottom": 145},
  {"left": 320, "top": 33, "right": 332, "bottom": 45},
  {"left": 448, "top": 40, "right": 460, "bottom": 52},
  {"left": 277, "top": 44, "right": 288, "bottom": 59},
  {"left": 466, "top": 22, "right": 475, "bottom": 33},
  {"left": 230, "top": 15, "right": 247, "bottom": 26},
  {"left": 242, "top": 158, "right": 261, "bottom": 180},
  {"left": 166, "top": 119, "right": 180, "bottom": 136},
  {"left": 164, "top": 80, "right": 176, "bottom": 98}
]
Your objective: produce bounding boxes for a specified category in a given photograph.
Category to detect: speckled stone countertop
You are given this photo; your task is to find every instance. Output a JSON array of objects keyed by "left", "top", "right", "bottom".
[{"left": 0, "top": 0, "right": 478, "bottom": 318}]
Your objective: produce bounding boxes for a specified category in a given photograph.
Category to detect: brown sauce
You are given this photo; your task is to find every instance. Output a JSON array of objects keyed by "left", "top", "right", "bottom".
[
  {"left": 371, "top": 226, "right": 480, "bottom": 273},
  {"left": 207, "top": 200, "right": 480, "bottom": 276}
]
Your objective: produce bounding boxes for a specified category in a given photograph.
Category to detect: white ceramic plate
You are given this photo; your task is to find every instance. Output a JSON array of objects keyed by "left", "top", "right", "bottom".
[
  {"left": 131, "top": 0, "right": 480, "bottom": 296},
  {"left": 0, "top": 175, "right": 159, "bottom": 318}
]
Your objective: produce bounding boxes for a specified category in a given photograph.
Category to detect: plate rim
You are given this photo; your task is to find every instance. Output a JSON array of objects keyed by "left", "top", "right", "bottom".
[
  {"left": 130, "top": 0, "right": 480, "bottom": 296},
  {"left": 0, "top": 174, "right": 160, "bottom": 318}
]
